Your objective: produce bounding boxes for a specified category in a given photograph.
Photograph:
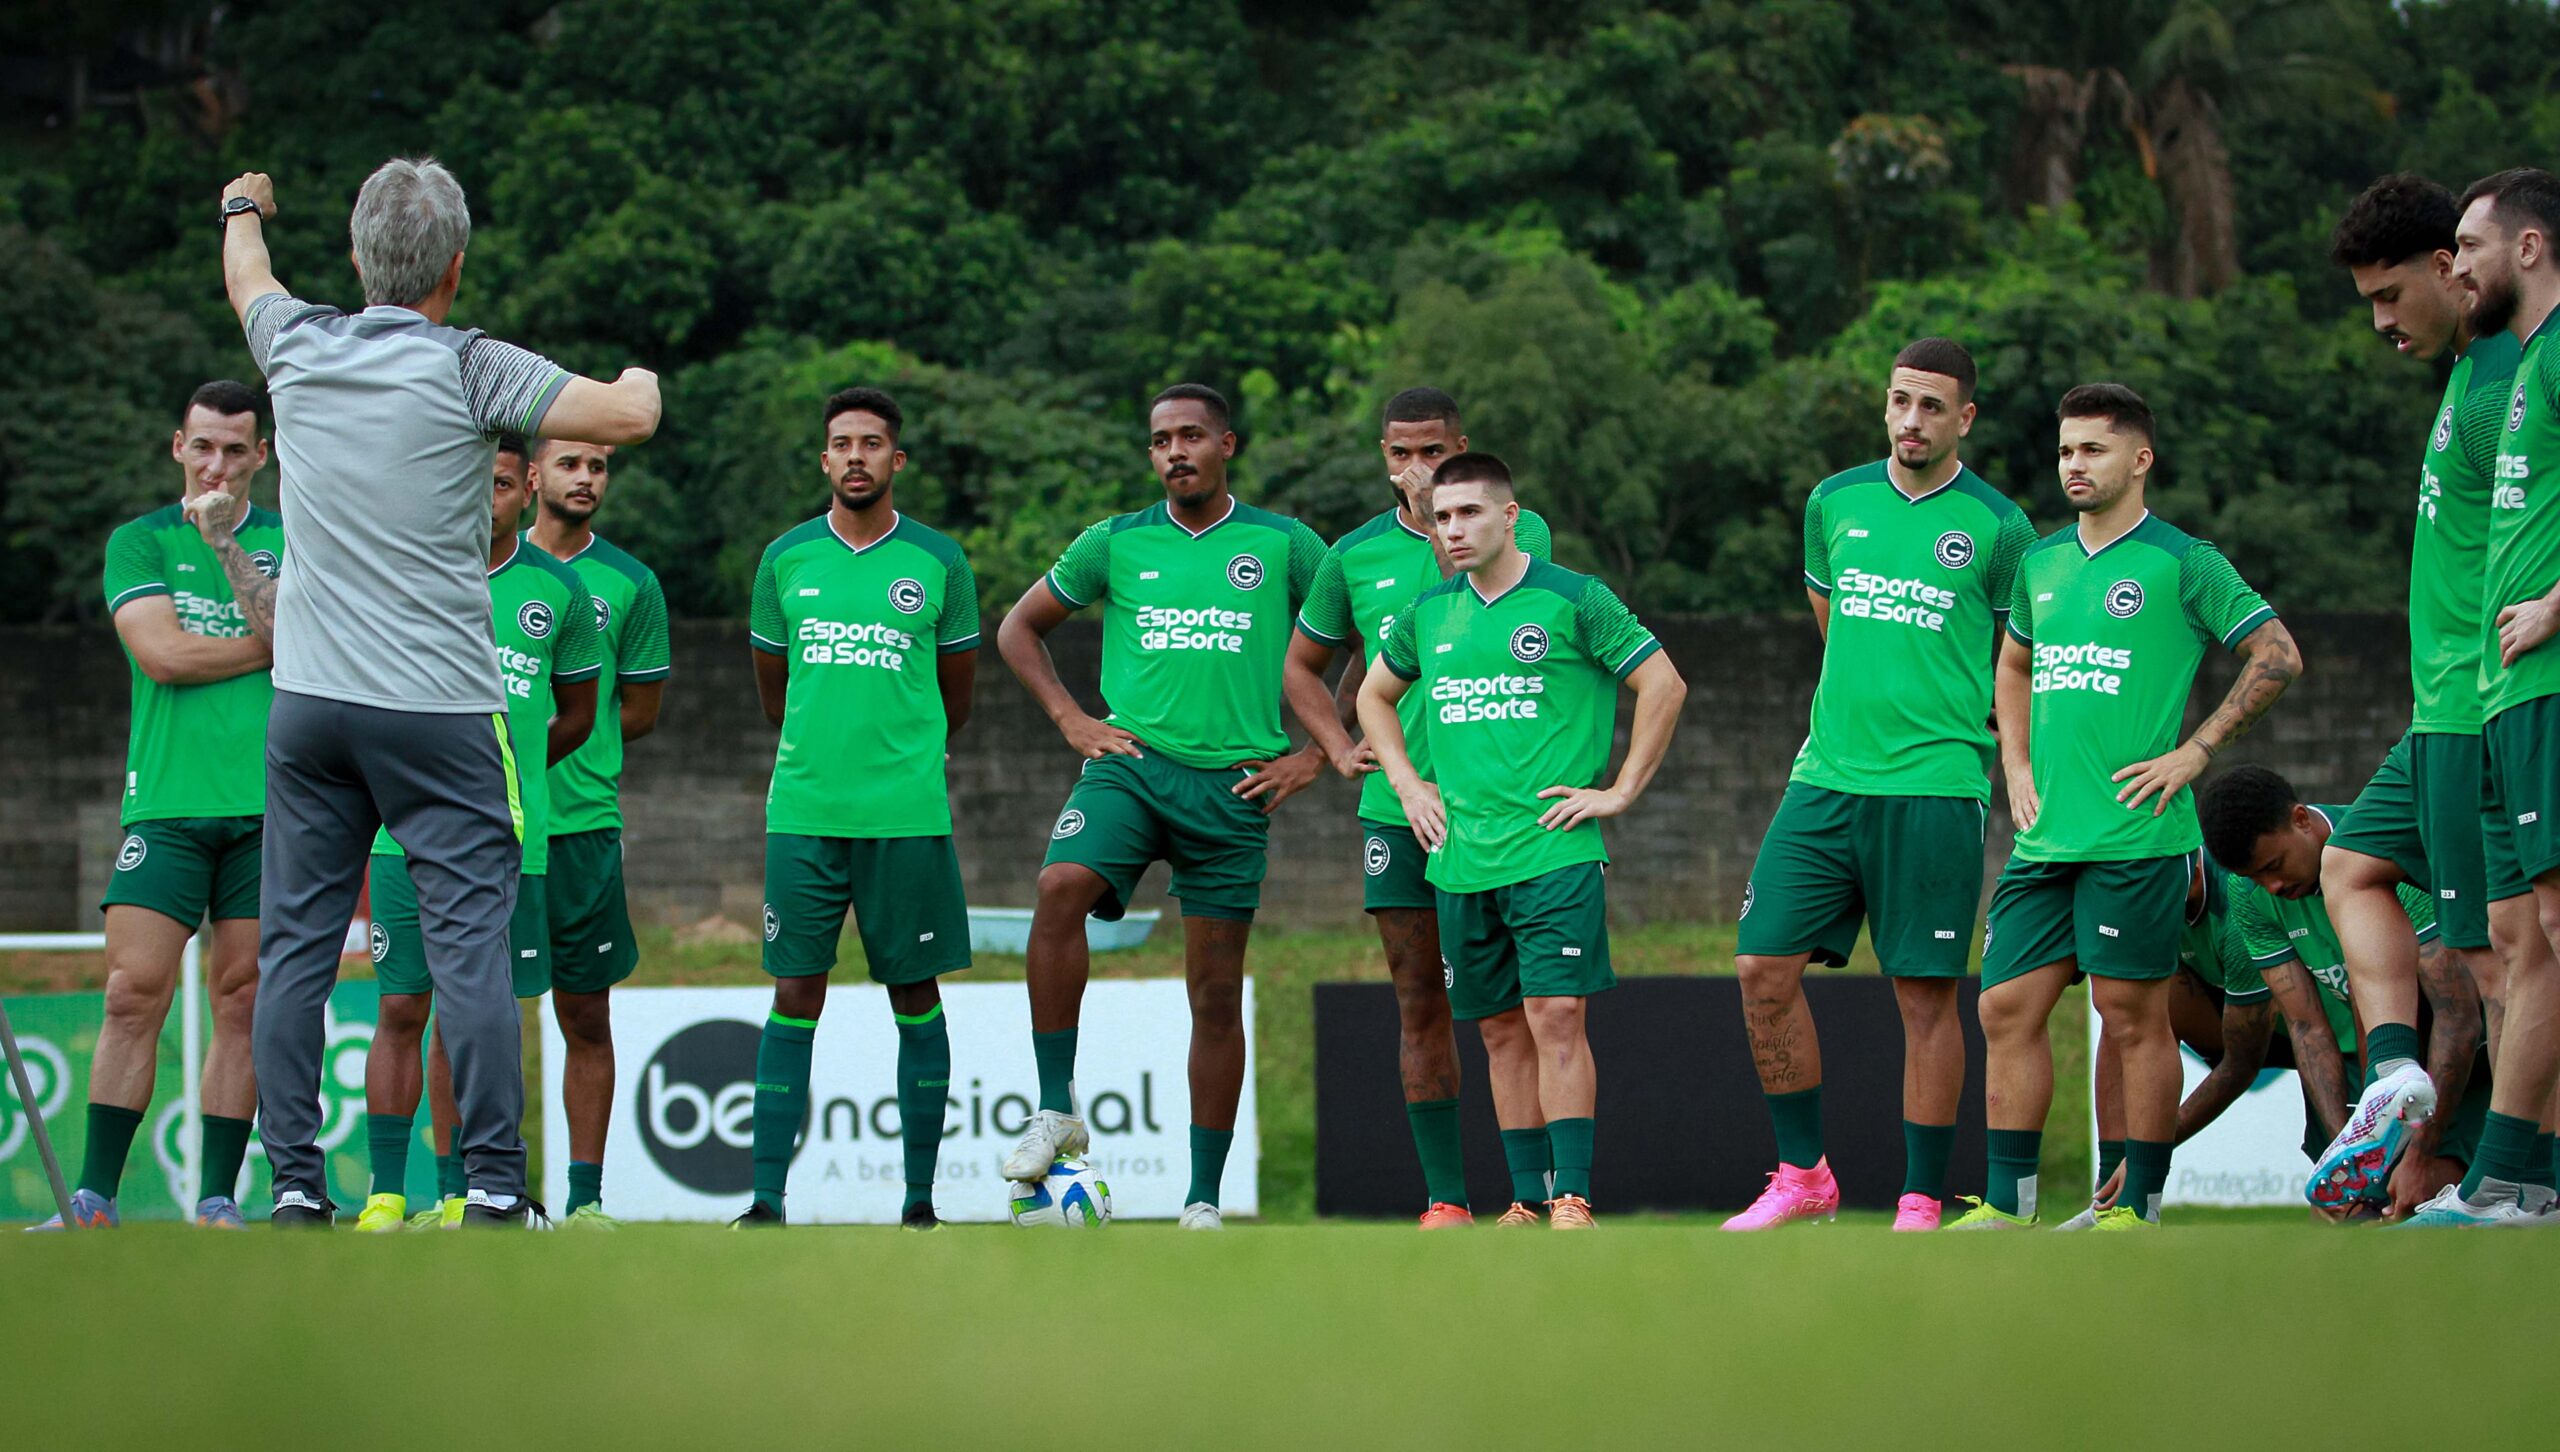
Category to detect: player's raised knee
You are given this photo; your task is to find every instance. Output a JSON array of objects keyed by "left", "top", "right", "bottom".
[{"left": 1734, "top": 953, "right": 1806, "bottom": 998}]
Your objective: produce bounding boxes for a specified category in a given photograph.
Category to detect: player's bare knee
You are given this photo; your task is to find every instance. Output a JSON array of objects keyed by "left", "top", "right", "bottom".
[
  {"left": 1976, "top": 984, "right": 2044, "bottom": 1048},
  {"left": 376, "top": 993, "right": 431, "bottom": 1043},
  {"left": 101, "top": 962, "right": 177, "bottom": 1029},
  {"left": 771, "top": 974, "right": 826, "bottom": 1023},
  {"left": 1188, "top": 975, "right": 1244, "bottom": 1031},
  {"left": 1735, "top": 954, "right": 1805, "bottom": 1003},
  {"left": 207, "top": 971, "right": 259, "bottom": 1035},
  {"left": 1035, "top": 863, "right": 1105, "bottom": 913},
  {"left": 2319, "top": 844, "right": 2392, "bottom": 899},
  {"left": 1521, "top": 995, "right": 1585, "bottom": 1044},
  {"left": 554, "top": 990, "right": 613, "bottom": 1048}
]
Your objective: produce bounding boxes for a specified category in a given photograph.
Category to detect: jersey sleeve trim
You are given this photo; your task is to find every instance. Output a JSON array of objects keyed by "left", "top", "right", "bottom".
[
  {"left": 108, "top": 581, "right": 171, "bottom": 611},
  {"left": 554, "top": 662, "right": 604, "bottom": 684},
  {"left": 1803, "top": 570, "right": 1832, "bottom": 596},
  {"left": 2218, "top": 604, "right": 2276, "bottom": 650},
  {"left": 1609, "top": 636, "right": 1664, "bottom": 681},
  {"left": 2004, "top": 616, "right": 2032, "bottom": 646},
  {"left": 619, "top": 663, "right": 673, "bottom": 682},
  {"left": 2414, "top": 917, "right": 2442, "bottom": 947},
  {"left": 1294, "top": 610, "right": 1351, "bottom": 646},
  {"left": 1044, "top": 568, "right": 1091, "bottom": 609},
  {"left": 749, "top": 630, "right": 788, "bottom": 655},
  {"left": 2222, "top": 982, "right": 2274, "bottom": 1004},
  {"left": 938, "top": 631, "right": 982, "bottom": 655},
  {"left": 2247, "top": 946, "right": 2300, "bottom": 970},
  {"left": 1385, "top": 656, "right": 1420, "bottom": 682}
]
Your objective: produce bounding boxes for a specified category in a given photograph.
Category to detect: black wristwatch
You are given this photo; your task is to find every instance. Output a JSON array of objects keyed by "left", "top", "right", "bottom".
[{"left": 219, "top": 195, "right": 262, "bottom": 229}]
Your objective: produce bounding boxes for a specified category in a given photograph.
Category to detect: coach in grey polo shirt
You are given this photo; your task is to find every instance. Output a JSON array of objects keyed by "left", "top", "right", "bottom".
[{"left": 202, "top": 160, "right": 659, "bottom": 1226}]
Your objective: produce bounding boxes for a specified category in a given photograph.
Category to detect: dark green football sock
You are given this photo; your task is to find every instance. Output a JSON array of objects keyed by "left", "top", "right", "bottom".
[
  {"left": 566, "top": 1161, "right": 603, "bottom": 1215},
  {"left": 2123, "top": 1138, "right": 2173, "bottom": 1221},
  {"left": 1500, "top": 1126, "right": 1551, "bottom": 1204},
  {"left": 2460, "top": 1111, "right": 2539, "bottom": 1199},
  {"left": 1186, "top": 1125, "right": 1234, "bottom": 1208},
  {"left": 2529, "top": 1133, "right": 2559, "bottom": 1196},
  {"left": 76, "top": 1104, "right": 143, "bottom": 1199},
  {"left": 198, "top": 1114, "right": 253, "bottom": 1204},
  {"left": 1405, "top": 1098, "right": 1468, "bottom": 1209},
  {"left": 1033, "top": 1028, "right": 1078, "bottom": 1115},
  {"left": 367, "top": 1113, "right": 413, "bottom": 1198},
  {"left": 752, "top": 1012, "right": 818, "bottom": 1212},
  {"left": 1901, "top": 1120, "right": 1956, "bottom": 1200},
  {"left": 1765, "top": 1085, "right": 1824, "bottom": 1170},
  {"left": 1547, "top": 1117, "right": 1595, "bottom": 1200},
  {"left": 436, "top": 1151, "right": 465, "bottom": 1201},
  {"left": 2364, "top": 1022, "right": 2421, "bottom": 1077},
  {"left": 1987, "top": 1128, "right": 2042, "bottom": 1217},
  {"left": 2097, "top": 1138, "right": 2127, "bottom": 1194},
  {"left": 896, "top": 1003, "right": 952, "bottom": 1213}
]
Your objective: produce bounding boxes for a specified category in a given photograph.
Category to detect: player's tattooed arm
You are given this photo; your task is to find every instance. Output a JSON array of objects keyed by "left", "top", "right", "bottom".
[
  {"left": 184, "top": 491, "right": 278, "bottom": 643},
  {"left": 2177, "top": 998, "right": 2276, "bottom": 1142},
  {"left": 2116, "top": 618, "right": 2300, "bottom": 815},
  {"left": 2406, "top": 933, "right": 2483, "bottom": 1160},
  {"left": 2261, "top": 958, "right": 2351, "bottom": 1140}
]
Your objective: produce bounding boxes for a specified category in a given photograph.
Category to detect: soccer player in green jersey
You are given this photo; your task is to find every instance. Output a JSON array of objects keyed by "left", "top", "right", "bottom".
[
  {"left": 1357, "top": 453, "right": 1684, "bottom": 1230},
  {"left": 996, "top": 383, "right": 1328, "bottom": 1229},
  {"left": 1949, "top": 384, "right": 2300, "bottom": 1230},
  {"left": 1283, "top": 386, "right": 1556, "bottom": 1228},
  {"left": 521, "top": 435, "right": 672, "bottom": 1227},
  {"left": 2418, "top": 167, "right": 2560, "bottom": 1225},
  {"left": 355, "top": 435, "right": 600, "bottom": 1231},
  {"left": 2313, "top": 174, "right": 2523, "bottom": 1215},
  {"left": 32, "top": 383, "right": 282, "bottom": 1233},
  {"left": 1725, "top": 338, "right": 2036, "bottom": 1233},
  {"left": 736, "top": 388, "right": 978, "bottom": 1230}
]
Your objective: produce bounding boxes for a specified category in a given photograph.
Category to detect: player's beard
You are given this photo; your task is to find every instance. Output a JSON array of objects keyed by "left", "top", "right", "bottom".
[
  {"left": 541, "top": 489, "right": 597, "bottom": 527},
  {"left": 2067, "top": 475, "right": 2130, "bottom": 515},
  {"left": 2469, "top": 265, "right": 2521, "bottom": 338},
  {"left": 1165, "top": 466, "right": 1216, "bottom": 509},
  {"left": 834, "top": 473, "right": 887, "bottom": 512}
]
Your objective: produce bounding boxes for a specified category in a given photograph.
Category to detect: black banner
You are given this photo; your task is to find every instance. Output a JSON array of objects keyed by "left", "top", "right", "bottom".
[{"left": 1314, "top": 976, "right": 1990, "bottom": 1217}]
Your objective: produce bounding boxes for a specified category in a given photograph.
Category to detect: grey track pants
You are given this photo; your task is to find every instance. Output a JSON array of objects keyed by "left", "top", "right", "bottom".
[{"left": 254, "top": 689, "right": 527, "bottom": 1201}]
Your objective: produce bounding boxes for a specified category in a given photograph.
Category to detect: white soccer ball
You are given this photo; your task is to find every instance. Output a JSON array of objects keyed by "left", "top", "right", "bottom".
[{"left": 1009, "top": 1156, "right": 1112, "bottom": 1228}]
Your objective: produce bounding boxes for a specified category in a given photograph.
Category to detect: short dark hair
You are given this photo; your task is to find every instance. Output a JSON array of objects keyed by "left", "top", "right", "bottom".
[
  {"left": 1383, "top": 386, "right": 1461, "bottom": 429},
  {"left": 2330, "top": 173, "right": 2460, "bottom": 270},
  {"left": 2057, "top": 382, "right": 2156, "bottom": 448},
  {"left": 494, "top": 432, "right": 529, "bottom": 463},
  {"left": 182, "top": 379, "right": 261, "bottom": 429},
  {"left": 1150, "top": 382, "right": 1230, "bottom": 431},
  {"left": 2459, "top": 167, "right": 2560, "bottom": 243},
  {"left": 1891, "top": 338, "right": 1976, "bottom": 402},
  {"left": 824, "top": 386, "right": 903, "bottom": 442},
  {"left": 2199, "top": 764, "right": 2302, "bottom": 871},
  {"left": 1431, "top": 452, "right": 1513, "bottom": 493}
]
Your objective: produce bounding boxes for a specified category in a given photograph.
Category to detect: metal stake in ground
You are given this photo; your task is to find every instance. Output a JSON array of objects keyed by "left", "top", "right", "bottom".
[{"left": 0, "top": 997, "right": 76, "bottom": 1228}]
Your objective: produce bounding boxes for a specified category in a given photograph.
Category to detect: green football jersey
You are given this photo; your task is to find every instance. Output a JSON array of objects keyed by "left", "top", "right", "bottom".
[
  {"left": 2411, "top": 331, "right": 2520, "bottom": 731},
  {"left": 1046, "top": 497, "right": 1326, "bottom": 769},
  {"left": 2484, "top": 315, "right": 2560, "bottom": 716},
  {"left": 103, "top": 503, "right": 287, "bottom": 824},
  {"left": 1795, "top": 462, "right": 2036, "bottom": 801},
  {"left": 751, "top": 512, "right": 979, "bottom": 838},
  {"left": 376, "top": 543, "right": 601, "bottom": 874},
  {"left": 1296, "top": 505, "right": 1553, "bottom": 825},
  {"left": 542, "top": 532, "right": 672, "bottom": 835},
  {"left": 2006, "top": 514, "right": 2276, "bottom": 863},
  {"left": 2229, "top": 807, "right": 2439, "bottom": 1053},
  {"left": 2176, "top": 862, "right": 2270, "bottom": 1005},
  {"left": 1381, "top": 557, "right": 1663, "bottom": 894}
]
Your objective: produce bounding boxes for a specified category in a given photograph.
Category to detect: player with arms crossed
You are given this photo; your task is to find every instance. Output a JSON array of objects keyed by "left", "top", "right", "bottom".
[
  {"left": 357, "top": 435, "right": 599, "bottom": 1231},
  {"left": 1726, "top": 338, "right": 2035, "bottom": 1232},
  {"left": 1951, "top": 384, "right": 2299, "bottom": 1229},
  {"left": 2313, "top": 174, "right": 2521, "bottom": 1214},
  {"left": 33, "top": 383, "right": 283, "bottom": 1231},
  {"left": 1283, "top": 386, "right": 1555, "bottom": 1227},
  {"left": 997, "top": 384, "right": 1328, "bottom": 1229},
  {"left": 736, "top": 388, "right": 977, "bottom": 1230},
  {"left": 523, "top": 435, "right": 671, "bottom": 1226},
  {"left": 1359, "top": 453, "right": 1687, "bottom": 1229}
]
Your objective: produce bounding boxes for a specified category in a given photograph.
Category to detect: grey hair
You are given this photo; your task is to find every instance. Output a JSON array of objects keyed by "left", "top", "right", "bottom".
[{"left": 349, "top": 157, "right": 472, "bottom": 308}]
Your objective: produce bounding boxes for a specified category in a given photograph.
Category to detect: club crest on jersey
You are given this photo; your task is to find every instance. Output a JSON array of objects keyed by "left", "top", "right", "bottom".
[
  {"left": 518, "top": 600, "right": 554, "bottom": 639},
  {"left": 2433, "top": 404, "right": 2455, "bottom": 454},
  {"left": 593, "top": 597, "right": 612, "bottom": 632},
  {"left": 368, "top": 921, "right": 389, "bottom": 964},
  {"left": 2515, "top": 383, "right": 2531, "bottom": 433},
  {"left": 2104, "top": 580, "right": 2144, "bottom": 619},
  {"left": 249, "top": 549, "right": 281, "bottom": 579},
  {"left": 1227, "top": 554, "right": 1265, "bottom": 590},
  {"left": 1364, "top": 835, "right": 1391, "bottom": 877},
  {"left": 762, "top": 905, "right": 780, "bottom": 943},
  {"left": 1934, "top": 531, "right": 1975, "bottom": 570},
  {"left": 1052, "top": 809, "right": 1087, "bottom": 840},
  {"left": 115, "top": 834, "right": 147, "bottom": 871},
  {"left": 888, "top": 577, "right": 927, "bottom": 615},
  {"left": 1509, "top": 623, "right": 1550, "bottom": 663}
]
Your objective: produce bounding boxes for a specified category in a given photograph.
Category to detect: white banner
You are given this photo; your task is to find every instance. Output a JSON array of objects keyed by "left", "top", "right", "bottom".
[
  {"left": 543, "top": 980, "right": 1256, "bottom": 1222},
  {"left": 2087, "top": 999, "right": 2307, "bottom": 1206}
]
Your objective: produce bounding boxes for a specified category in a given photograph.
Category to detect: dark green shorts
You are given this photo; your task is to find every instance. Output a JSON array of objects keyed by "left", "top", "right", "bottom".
[
  {"left": 763, "top": 833, "right": 971, "bottom": 984},
  {"left": 1736, "top": 784, "right": 1986, "bottom": 975},
  {"left": 101, "top": 816, "right": 262, "bottom": 926},
  {"left": 1042, "top": 751, "right": 1268, "bottom": 922},
  {"left": 544, "top": 827, "right": 638, "bottom": 994},
  {"left": 1435, "top": 861, "right": 1615, "bottom": 1020},
  {"left": 369, "top": 857, "right": 550, "bottom": 998},
  {"left": 2329, "top": 731, "right": 2491, "bottom": 950},
  {"left": 1980, "top": 854, "right": 2188, "bottom": 988},
  {"left": 2482, "top": 696, "right": 2560, "bottom": 900},
  {"left": 1360, "top": 819, "right": 1434, "bottom": 914}
]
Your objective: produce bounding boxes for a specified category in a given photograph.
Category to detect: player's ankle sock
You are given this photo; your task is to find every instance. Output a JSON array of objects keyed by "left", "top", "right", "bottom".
[
  {"left": 76, "top": 1104, "right": 143, "bottom": 1199},
  {"left": 2550, "top": 1134, "right": 2560, "bottom": 1197},
  {"left": 1764, "top": 1085, "right": 1823, "bottom": 1170},
  {"left": 1986, "top": 1128, "right": 2041, "bottom": 1217},
  {"left": 1405, "top": 1098, "right": 1468, "bottom": 1208},
  {"left": 1547, "top": 1117, "right": 1595, "bottom": 1200},
  {"left": 1500, "top": 1126, "right": 1551, "bottom": 1204},
  {"left": 896, "top": 1004, "right": 952, "bottom": 1212},
  {"left": 2123, "top": 1138, "right": 2172, "bottom": 1221},
  {"left": 2459, "top": 1112, "right": 2539, "bottom": 1199},
  {"left": 1901, "top": 1120, "right": 1956, "bottom": 1200},
  {"left": 752, "top": 1012, "right": 818, "bottom": 1212},
  {"left": 2529, "top": 1133, "right": 2559, "bottom": 1196},
  {"left": 435, "top": 1152, "right": 466, "bottom": 1202},
  {"left": 565, "top": 1161, "right": 603, "bottom": 1215},
  {"left": 1186, "top": 1125, "right": 1234, "bottom": 1207},
  {"left": 1032, "top": 1028, "right": 1078, "bottom": 1114},
  {"left": 2364, "top": 1022, "right": 2421, "bottom": 1078},
  {"left": 198, "top": 1113, "right": 253, "bottom": 1204},
  {"left": 366, "top": 1113, "right": 413, "bottom": 1197},
  {"left": 2096, "top": 1138, "right": 2127, "bottom": 1194}
]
